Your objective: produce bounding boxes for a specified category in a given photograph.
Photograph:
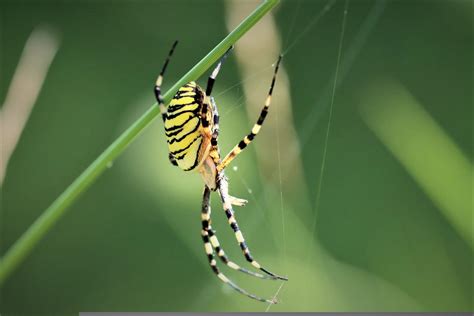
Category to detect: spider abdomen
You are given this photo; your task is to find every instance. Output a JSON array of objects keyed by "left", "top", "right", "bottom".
[{"left": 164, "top": 81, "right": 207, "bottom": 171}]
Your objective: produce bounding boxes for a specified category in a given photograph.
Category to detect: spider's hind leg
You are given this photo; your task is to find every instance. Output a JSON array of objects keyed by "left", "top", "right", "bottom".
[
  {"left": 200, "top": 186, "right": 277, "bottom": 303},
  {"left": 217, "top": 175, "right": 288, "bottom": 281}
]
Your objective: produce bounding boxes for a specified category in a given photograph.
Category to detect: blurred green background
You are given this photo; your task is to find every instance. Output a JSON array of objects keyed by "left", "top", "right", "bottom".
[{"left": 0, "top": 0, "right": 472, "bottom": 313}]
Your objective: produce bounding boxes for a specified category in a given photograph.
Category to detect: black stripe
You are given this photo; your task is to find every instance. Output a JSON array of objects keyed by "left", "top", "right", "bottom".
[
  {"left": 239, "top": 241, "right": 248, "bottom": 251},
  {"left": 257, "top": 108, "right": 268, "bottom": 125},
  {"left": 174, "top": 90, "right": 196, "bottom": 98},
  {"left": 224, "top": 209, "right": 232, "bottom": 219},
  {"left": 165, "top": 117, "right": 199, "bottom": 138},
  {"left": 164, "top": 114, "right": 196, "bottom": 132},
  {"left": 206, "top": 78, "right": 215, "bottom": 96},
  {"left": 183, "top": 139, "right": 203, "bottom": 171},
  {"left": 211, "top": 139, "right": 217, "bottom": 146},
  {"left": 238, "top": 140, "right": 247, "bottom": 149},
  {"left": 174, "top": 137, "right": 201, "bottom": 159},
  {"left": 168, "top": 153, "right": 178, "bottom": 166},
  {"left": 165, "top": 108, "right": 200, "bottom": 120},
  {"left": 202, "top": 234, "right": 209, "bottom": 242},
  {"left": 230, "top": 222, "right": 239, "bottom": 232},
  {"left": 247, "top": 133, "right": 255, "bottom": 141},
  {"left": 165, "top": 126, "right": 183, "bottom": 138},
  {"left": 269, "top": 77, "right": 276, "bottom": 95},
  {"left": 167, "top": 120, "right": 200, "bottom": 144},
  {"left": 154, "top": 87, "right": 163, "bottom": 104},
  {"left": 168, "top": 101, "right": 199, "bottom": 113},
  {"left": 201, "top": 105, "right": 209, "bottom": 127},
  {"left": 244, "top": 252, "right": 253, "bottom": 262}
]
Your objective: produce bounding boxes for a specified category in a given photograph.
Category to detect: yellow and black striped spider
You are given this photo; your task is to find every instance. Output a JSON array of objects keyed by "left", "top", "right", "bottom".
[{"left": 154, "top": 41, "right": 287, "bottom": 304}]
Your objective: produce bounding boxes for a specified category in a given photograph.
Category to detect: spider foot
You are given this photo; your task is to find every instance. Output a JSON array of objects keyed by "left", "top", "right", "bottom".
[
  {"left": 260, "top": 266, "right": 288, "bottom": 281},
  {"left": 229, "top": 195, "right": 248, "bottom": 207}
]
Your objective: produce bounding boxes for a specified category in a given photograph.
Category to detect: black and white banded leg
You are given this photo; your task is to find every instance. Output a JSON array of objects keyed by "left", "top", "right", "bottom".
[
  {"left": 201, "top": 186, "right": 277, "bottom": 303},
  {"left": 201, "top": 186, "right": 274, "bottom": 280},
  {"left": 217, "top": 55, "right": 282, "bottom": 172},
  {"left": 154, "top": 40, "right": 179, "bottom": 166},
  {"left": 201, "top": 46, "right": 233, "bottom": 140},
  {"left": 217, "top": 175, "right": 288, "bottom": 281}
]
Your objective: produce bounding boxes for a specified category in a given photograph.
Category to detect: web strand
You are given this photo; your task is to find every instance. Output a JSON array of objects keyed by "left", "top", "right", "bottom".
[
  {"left": 282, "top": 0, "right": 302, "bottom": 50},
  {"left": 297, "top": 0, "right": 387, "bottom": 148},
  {"left": 282, "top": 0, "right": 337, "bottom": 56},
  {"left": 264, "top": 65, "right": 288, "bottom": 313},
  {"left": 306, "top": 0, "right": 349, "bottom": 279}
]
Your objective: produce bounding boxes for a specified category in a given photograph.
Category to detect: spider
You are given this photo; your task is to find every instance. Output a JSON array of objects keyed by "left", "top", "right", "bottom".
[{"left": 154, "top": 41, "right": 288, "bottom": 304}]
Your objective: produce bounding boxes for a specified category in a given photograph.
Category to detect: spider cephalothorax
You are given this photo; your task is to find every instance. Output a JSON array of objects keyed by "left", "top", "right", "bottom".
[{"left": 154, "top": 41, "right": 287, "bottom": 304}]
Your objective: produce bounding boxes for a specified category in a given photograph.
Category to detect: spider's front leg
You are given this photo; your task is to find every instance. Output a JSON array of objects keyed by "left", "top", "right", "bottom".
[
  {"left": 154, "top": 40, "right": 178, "bottom": 122},
  {"left": 217, "top": 55, "right": 282, "bottom": 172},
  {"left": 154, "top": 40, "right": 180, "bottom": 168}
]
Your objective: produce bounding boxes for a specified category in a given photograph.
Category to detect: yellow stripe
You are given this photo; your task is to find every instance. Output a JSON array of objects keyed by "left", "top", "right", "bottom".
[
  {"left": 164, "top": 112, "right": 195, "bottom": 131},
  {"left": 170, "top": 96, "right": 195, "bottom": 106},
  {"left": 166, "top": 117, "right": 199, "bottom": 144},
  {"left": 166, "top": 103, "right": 200, "bottom": 116},
  {"left": 179, "top": 92, "right": 196, "bottom": 97},
  {"left": 168, "top": 133, "right": 200, "bottom": 154}
]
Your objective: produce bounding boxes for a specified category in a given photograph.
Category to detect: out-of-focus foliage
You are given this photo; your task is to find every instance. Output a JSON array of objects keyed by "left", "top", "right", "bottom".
[{"left": 1, "top": 0, "right": 471, "bottom": 313}]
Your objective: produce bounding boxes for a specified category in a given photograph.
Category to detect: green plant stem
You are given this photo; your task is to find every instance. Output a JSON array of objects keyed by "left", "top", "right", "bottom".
[{"left": 0, "top": 0, "right": 279, "bottom": 286}]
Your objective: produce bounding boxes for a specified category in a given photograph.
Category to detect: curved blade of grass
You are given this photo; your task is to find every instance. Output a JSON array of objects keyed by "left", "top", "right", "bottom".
[
  {"left": 360, "top": 79, "right": 473, "bottom": 249},
  {"left": 0, "top": 0, "right": 279, "bottom": 286}
]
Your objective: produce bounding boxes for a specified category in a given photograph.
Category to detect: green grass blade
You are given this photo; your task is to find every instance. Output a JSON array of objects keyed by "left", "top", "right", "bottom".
[
  {"left": 360, "top": 80, "right": 473, "bottom": 249},
  {"left": 0, "top": 0, "right": 279, "bottom": 286}
]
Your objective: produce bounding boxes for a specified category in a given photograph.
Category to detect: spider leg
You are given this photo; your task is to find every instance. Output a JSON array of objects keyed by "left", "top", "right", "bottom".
[
  {"left": 229, "top": 195, "right": 248, "bottom": 207},
  {"left": 201, "top": 47, "right": 233, "bottom": 144},
  {"left": 217, "top": 175, "right": 288, "bottom": 281},
  {"left": 155, "top": 41, "right": 179, "bottom": 167},
  {"left": 201, "top": 186, "right": 274, "bottom": 280},
  {"left": 207, "top": 96, "right": 221, "bottom": 165},
  {"left": 209, "top": 97, "right": 220, "bottom": 153},
  {"left": 201, "top": 186, "right": 277, "bottom": 303},
  {"left": 154, "top": 40, "right": 178, "bottom": 122},
  {"left": 217, "top": 55, "right": 282, "bottom": 172},
  {"left": 209, "top": 97, "right": 247, "bottom": 207},
  {"left": 205, "top": 46, "right": 233, "bottom": 97}
]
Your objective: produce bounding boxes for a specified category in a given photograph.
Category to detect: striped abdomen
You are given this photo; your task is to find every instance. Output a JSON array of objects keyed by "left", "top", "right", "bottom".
[{"left": 164, "top": 81, "right": 206, "bottom": 171}]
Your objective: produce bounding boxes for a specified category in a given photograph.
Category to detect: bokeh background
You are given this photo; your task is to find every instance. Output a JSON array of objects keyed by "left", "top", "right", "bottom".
[{"left": 1, "top": 0, "right": 472, "bottom": 313}]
